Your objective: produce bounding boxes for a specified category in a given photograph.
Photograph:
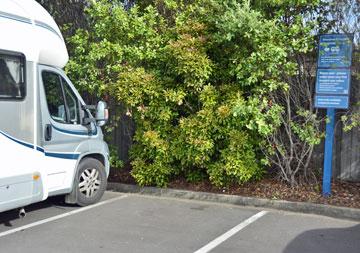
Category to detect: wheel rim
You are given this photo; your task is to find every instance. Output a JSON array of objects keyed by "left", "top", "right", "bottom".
[{"left": 79, "top": 168, "right": 101, "bottom": 198}]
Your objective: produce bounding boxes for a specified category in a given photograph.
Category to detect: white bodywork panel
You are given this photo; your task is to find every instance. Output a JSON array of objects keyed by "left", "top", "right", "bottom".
[
  {"left": 0, "top": 0, "right": 68, "bottom": 68},
  {"left": 0, "top": 130, "right": 78, "bottom": 202}
]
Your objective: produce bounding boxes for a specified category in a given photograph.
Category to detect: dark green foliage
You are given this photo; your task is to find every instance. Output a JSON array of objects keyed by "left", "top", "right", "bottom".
[{"left": 66, "top": 0, "right": 330, "bottom": 187}]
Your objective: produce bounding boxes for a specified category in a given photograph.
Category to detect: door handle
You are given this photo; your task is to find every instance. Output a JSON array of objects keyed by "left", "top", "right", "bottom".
[{"left": 45, "top": 124, "right": 52, "bottom": 141}]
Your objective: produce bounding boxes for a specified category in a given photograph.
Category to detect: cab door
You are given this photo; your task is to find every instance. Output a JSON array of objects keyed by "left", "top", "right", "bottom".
[{"left": 38, "top": 65, "right": 94, "bottom": 193}]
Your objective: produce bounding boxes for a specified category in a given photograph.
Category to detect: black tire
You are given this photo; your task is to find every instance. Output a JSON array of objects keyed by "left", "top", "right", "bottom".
[{"left": 75, "top": 157, "right": 107, "bottom": 206}]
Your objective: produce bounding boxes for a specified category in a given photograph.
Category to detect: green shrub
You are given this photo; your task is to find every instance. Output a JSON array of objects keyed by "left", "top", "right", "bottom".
[
  {"left": 208, "top": 131, "right": 263, "bottom": 187},
  {"left": 66, "top": 0, "right": 325, "bottom": 187},
  {"left": 131, "top": 158, "right": 174, "bottom": 187},
  {"left": 109, "top": 145, "right": 124, "bottom": 169}
]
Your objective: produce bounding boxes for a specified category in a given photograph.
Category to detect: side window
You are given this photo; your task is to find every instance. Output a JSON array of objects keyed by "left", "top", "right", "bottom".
[
  {"left": 0, "top": 53, "right": 25, "bottom": 99},
  {"left": 42, "top": 71, "right": 67, "bottom": 123},
  {"left": 61, "top": 77, "right": 80, "bottom": 124}
]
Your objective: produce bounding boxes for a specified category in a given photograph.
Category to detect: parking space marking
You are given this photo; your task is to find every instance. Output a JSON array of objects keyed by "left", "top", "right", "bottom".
[
  {"left": 194, "top": 210, "right": 268, "bottom": 253},
  {"left": 0, "top": 195, "right": 128, "bottom": 238}
]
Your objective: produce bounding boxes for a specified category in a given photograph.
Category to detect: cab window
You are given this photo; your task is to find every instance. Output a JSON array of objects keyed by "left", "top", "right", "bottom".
[
  {"left": 42, "top": 71, "right": 80, "bottom": 124},
  {"left": 61, "top": 77, "right": 80, "bottom": 124}
]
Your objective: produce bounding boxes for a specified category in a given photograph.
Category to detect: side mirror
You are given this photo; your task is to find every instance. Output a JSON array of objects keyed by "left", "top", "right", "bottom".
[{"left": 95, "top": 101, "right": 108, "bottom": 127}]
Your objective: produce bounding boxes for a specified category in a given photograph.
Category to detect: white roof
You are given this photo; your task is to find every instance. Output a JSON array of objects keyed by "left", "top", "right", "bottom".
[{"left": 0, "top": 0, "right": 68, "bottom": 68}]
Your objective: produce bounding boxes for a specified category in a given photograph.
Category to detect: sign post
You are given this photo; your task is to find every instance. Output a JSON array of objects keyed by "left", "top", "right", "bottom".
[
  {"left": 315, "top": 34, "right": 353, "bottom": 197},
  {"left": 322, "top": 108, "right": 335, "bottom": 196}
]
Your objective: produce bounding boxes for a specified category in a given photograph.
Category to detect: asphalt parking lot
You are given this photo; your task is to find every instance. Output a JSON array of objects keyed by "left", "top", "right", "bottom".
[{"left": 0, "top": 191, "right": 359, "bottom": 253}]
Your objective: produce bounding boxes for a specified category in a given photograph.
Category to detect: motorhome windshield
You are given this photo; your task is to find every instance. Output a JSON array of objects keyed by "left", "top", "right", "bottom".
[{"left": 0, "top": 54, "right": 25, "bottom": 100}]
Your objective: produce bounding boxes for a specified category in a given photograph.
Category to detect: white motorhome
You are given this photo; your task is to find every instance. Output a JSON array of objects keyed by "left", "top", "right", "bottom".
[{"left": 0, "top": 0, "right": 110, "bottom": 213}]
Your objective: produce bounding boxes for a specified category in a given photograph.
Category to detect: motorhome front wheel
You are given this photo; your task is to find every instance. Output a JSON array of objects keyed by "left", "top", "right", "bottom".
[{"left": 76, "top": 158, "right": 107, "bottom": 206}]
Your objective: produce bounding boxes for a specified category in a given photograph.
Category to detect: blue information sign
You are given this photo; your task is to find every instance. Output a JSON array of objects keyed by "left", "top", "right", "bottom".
[
  {"left": 315, "top": 95, "right": 349, "bottom": 109},
  {"left": 318, "top": 34, "right": 353, "bottom": 68},
  {"left": 316, "top": 34, "right": 353, "bottom": 197},
  {"left": 316, "top": 69, "right": 350, "bottom": 95}
]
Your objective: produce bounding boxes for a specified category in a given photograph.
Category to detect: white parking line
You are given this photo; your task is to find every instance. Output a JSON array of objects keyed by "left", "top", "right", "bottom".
[
  {"left": 194, "top": 210, "right": 268, "bottom": 253},
  {"left": 0, "top": 195, "right": 128, "bottom": 238}
]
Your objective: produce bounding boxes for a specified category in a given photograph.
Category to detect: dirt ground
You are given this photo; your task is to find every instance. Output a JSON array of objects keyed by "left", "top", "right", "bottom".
[{"left": 109, "top": 166, "right": 360, "bottom": 209}]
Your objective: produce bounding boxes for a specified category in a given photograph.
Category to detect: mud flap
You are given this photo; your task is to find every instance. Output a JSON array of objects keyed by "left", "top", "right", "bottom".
[{"left": 64, "top": 170, "right": 79, "bottom": 204}]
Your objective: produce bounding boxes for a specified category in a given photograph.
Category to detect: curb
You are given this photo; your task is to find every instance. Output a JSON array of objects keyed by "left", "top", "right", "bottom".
[{"left": 107, "top": 182, "right": 360, "bottom": 221}]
